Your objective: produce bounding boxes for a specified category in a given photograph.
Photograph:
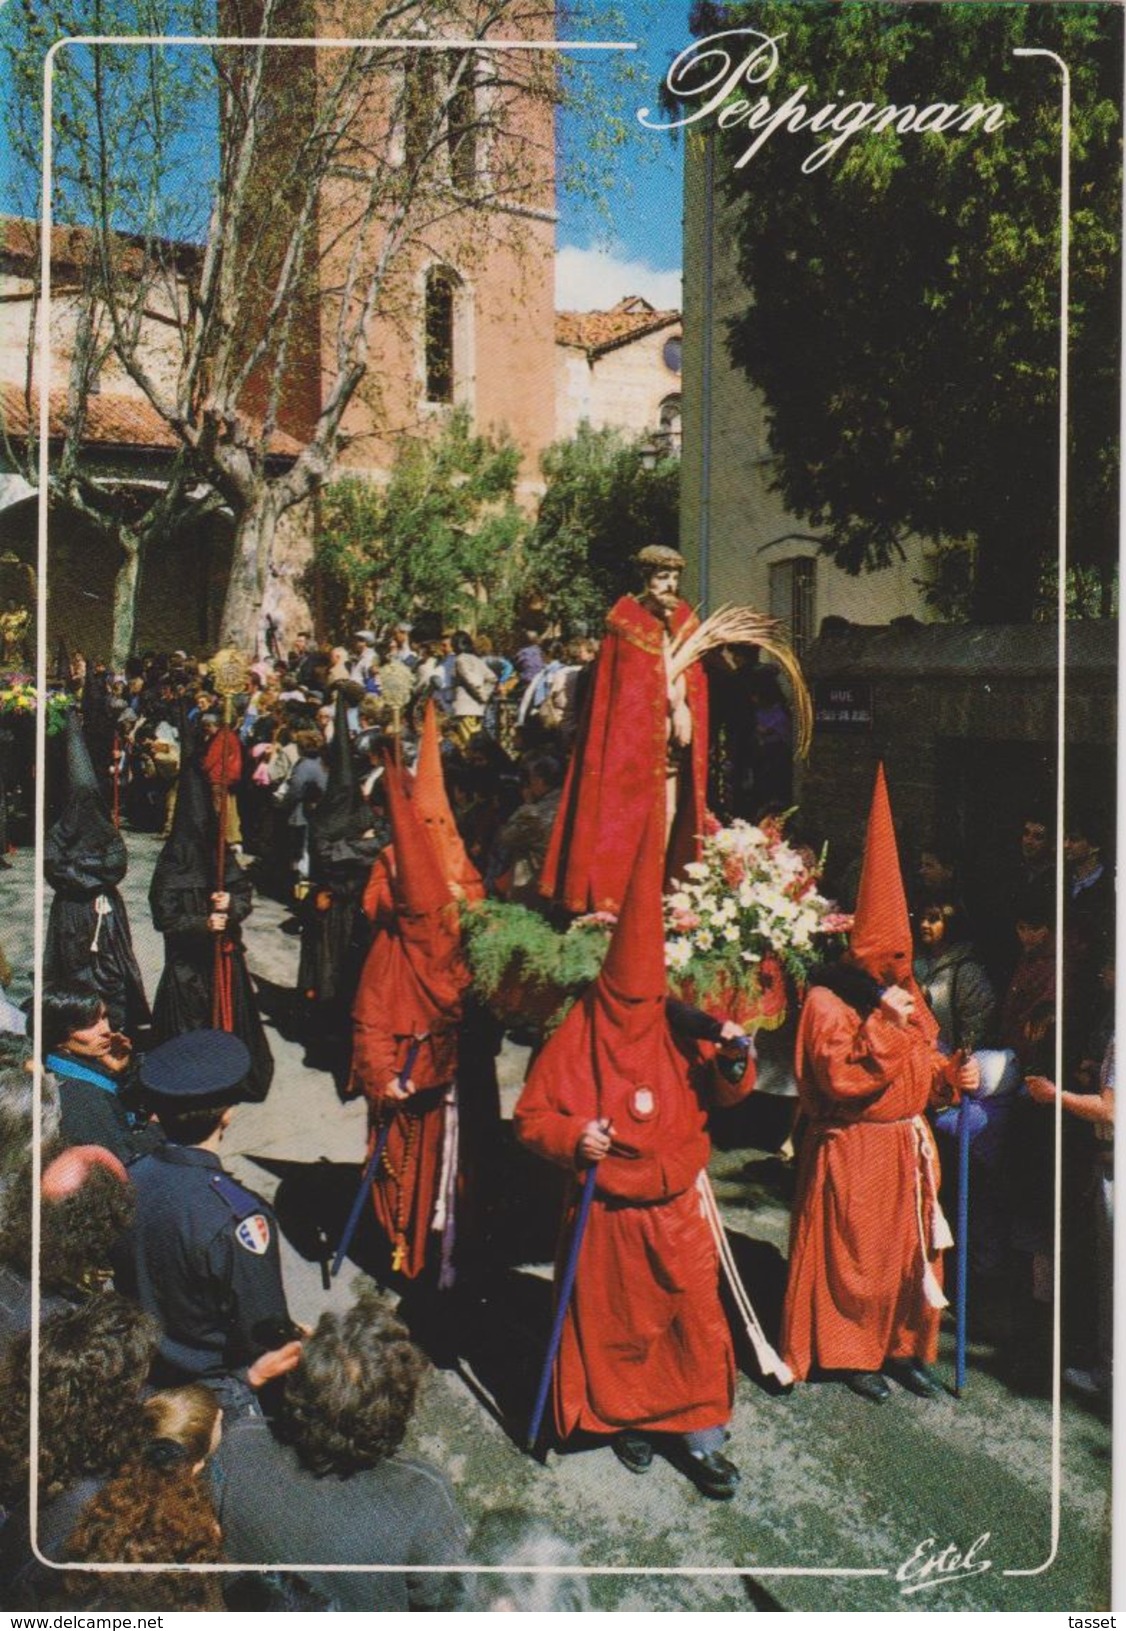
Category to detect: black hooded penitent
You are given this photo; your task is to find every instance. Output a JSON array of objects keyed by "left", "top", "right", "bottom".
[
  {"left": 298, "top": 688, "right": 379, "bottom": 1050},
  {"left": 44, "top": 710, "right": 149, "bottom": 1035},
  {"left": 82, "top": 667, "right": 116, "bottom": 805},
  {"left": 149, "top": 708, "right": 273, "bottom": 1102}
]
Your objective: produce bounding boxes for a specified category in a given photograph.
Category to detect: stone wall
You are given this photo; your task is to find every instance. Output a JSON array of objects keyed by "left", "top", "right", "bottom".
[
  {"left": 680, "top": 131, "right": 935, "bottom": 630},
  {"left": 555, "top": 321, "right": 682, "bottom": 444},
  {"left": 793, "top": 620, "right": 1117, "bottom": 899}
]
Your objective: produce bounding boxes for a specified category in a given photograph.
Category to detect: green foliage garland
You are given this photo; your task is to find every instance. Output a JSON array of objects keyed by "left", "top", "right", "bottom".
[{"left": 459, "top": 899, "right": 610, "bottom": 1017}]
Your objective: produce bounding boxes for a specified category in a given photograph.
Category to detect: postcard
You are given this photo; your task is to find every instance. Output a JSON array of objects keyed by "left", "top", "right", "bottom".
[{"left": 0, "top": 0, "right": 1117, "bottom": 1615}]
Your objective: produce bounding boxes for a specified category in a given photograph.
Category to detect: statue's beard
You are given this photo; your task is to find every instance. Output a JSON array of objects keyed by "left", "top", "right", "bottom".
[{"left": 640, "top": 589, "right": 678, "bottom": 618}]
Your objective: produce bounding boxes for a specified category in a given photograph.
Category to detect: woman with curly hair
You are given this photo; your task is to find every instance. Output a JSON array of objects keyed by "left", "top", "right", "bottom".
[
  {"left": 59, "top": 1385, "right": 224, "bottom": 1611},
  {"left": 211, "top": 1287, "right": 469, "bottom": 1610},
  {"left": 0, "top": 1294, "right": 161, "bottom": 1604},
  {"left": 0, "top": 1145, "right": 134, "bottom": 1341}
]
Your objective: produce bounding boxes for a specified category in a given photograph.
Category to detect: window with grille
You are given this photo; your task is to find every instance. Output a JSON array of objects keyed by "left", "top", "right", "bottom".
[
  {"left": 769, "top": 557, "right": 816, "bottom": 654},
  {"left": 404, "top": 55, "right": 438, "bottom": 172},
  {"left": 657, "top": 394, "right": 682, "bottom": 454},
  {"left": 447, "top": 52, "right": 477, "bottom": 192}
]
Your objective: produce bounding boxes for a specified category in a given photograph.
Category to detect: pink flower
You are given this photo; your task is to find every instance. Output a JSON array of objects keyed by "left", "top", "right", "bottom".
[
  {"left": 573, "top": 910, "right": 618, "bottom": 929},
  {"left": 702, "top": 811, "right": 722, "bottom": 837}
]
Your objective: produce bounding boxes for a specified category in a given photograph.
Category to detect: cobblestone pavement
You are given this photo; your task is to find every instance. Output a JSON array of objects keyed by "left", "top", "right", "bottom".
[{"left": 9, "top": 833, "right": 1112, "bottom": 1612}]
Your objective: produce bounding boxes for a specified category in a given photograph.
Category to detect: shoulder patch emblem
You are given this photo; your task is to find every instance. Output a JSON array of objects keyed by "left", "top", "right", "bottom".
[{"left": 236, "top": 1214, "right": 271, "bottom": 1255}]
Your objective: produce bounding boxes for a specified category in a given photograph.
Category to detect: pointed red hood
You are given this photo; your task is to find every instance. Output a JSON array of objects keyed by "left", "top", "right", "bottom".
[
  {"left": 369, "top": 754, "right": 467, "bottom": 1026},
  {"left": 598, "top": 800, "right": 667, "bottom": 1001},
  {"left": 515, "top": 799, "right": 713, "bottom": 1204},
  {"left": 383, "top": 753, "right": 450, "bottom": 918},
  {"left": 849, "top": 763, "right": 913, "bottom": 987},
  {"left": 412, "top": 701, "right": 484, "bottom": 902}
]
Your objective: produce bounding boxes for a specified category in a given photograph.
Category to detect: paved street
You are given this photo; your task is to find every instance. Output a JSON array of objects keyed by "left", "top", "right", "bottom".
[{"left": 10, "top": 834, "right": 1112, "bottom": 1612}]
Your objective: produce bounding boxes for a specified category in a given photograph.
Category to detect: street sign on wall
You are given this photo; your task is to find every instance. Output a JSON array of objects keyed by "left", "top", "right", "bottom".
[{"left": 813, "top": 681, "right": 874, "bottom": 732}]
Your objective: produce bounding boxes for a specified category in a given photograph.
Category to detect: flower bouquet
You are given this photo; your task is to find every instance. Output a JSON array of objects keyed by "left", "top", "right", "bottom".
[
  {"left": 0, "top": 675, "right": 74, "bottom": 736},
  {"left": 662, "top": 814, "right": 850, "bottom": 1031},
  {"left": 461, "top": 815, "right": 851, "bottom": 1035}
]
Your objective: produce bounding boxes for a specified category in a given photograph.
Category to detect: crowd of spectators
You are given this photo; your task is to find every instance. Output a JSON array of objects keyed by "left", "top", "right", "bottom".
[
  {"left": 0, "top": 619, "right": 623, "bottom": 1610},
  {"left": 0, "top": 616, "right": 1113, "bottom": 1607}
]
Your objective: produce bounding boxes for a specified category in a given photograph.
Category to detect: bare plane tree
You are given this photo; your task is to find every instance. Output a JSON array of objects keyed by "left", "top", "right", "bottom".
[{"left": 8, "top": 0, "right": 575, "bottom": 655}]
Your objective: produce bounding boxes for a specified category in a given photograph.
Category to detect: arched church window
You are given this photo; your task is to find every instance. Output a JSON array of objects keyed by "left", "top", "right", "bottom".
[
  {"left": 447, "top": 52, "right": 477, "bottom": 192},
  {"left": 658, "top": 394, "right": 682, "bottom": 454},
  {"left": 404, "top": 54, "right": 438, "bottom": 171},
  {"left": 424, "top": 267, "right": 458, "bottom": 404}
]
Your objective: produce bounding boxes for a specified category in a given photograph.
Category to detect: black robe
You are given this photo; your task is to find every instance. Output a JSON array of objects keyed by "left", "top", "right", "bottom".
[
  {"left": 44, "top": 713, "right": 149, "bottom": 1037},
  {"left": 43, "top": 893, "right": 150, "bottom": 1037},
  {"left": 297, "top": 832, "right": 380, "bottom": 1010},
  {"left": 149, "top": 759, "right": 274, "bottom": 1102},
  {"left": 296, "top": 692, "right": 378, "bottom": 1069}
]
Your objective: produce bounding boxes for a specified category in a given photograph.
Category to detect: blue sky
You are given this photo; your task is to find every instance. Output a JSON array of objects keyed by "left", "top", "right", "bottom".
[
  {"left": 0, "top": 2, "right": 695, "bottom": 311},
  {"left": 555, "top": 1, "right": 695, "bottom": 308}
]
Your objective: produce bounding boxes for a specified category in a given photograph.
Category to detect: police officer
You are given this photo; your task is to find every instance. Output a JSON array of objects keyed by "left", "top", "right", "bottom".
[{"left": 117, "top": 1030, "right": 302, "bottom": 1416}]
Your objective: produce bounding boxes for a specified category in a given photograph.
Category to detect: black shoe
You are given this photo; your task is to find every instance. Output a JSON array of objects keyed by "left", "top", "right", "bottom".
[
  {"left": 886, "top": 1358, "right": 943, "bottom": 1399},
  {"left": 679, "top": 1448, "right": 741, "bottom": 1501},
  {"left": 844, "top": 1370, "right": 890, "bottom": 1403},
  {"left": 612, "top": 1431, "right": 654, "bottom": 1475}
]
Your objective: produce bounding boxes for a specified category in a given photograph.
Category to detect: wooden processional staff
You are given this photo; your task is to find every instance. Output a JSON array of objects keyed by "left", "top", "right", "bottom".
[{"left": 208, "top": 646, "right": 248, "bottom": 1031}]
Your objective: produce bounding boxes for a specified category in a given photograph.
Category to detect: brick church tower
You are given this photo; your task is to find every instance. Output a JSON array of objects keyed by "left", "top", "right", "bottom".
[
  {"left": 220, "top": 2, "right": 559, "bottom": 633},
  {"left": 234, "top": 1, "right": 558, "bottom": 501}
]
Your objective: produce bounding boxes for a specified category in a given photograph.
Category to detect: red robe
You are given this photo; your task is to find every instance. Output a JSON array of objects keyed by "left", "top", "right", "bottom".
[
  {"left": 202, "top": 725, "right": 242, "bottom": 788},
  {"left": 351, "top": 847, "right": 466, "bottom": 1279},
  {"left": 540, "top": 596, "right": 707, "bottom": 915},
  {"left": 999, "top": 937, "right": 1057, "bottom": 1074},
  {"left": 514, "top": 983, "right": 753, "bottom": 1436},
  {"left": 781, "top": 987, "right": 956, "bottom": 1379}
]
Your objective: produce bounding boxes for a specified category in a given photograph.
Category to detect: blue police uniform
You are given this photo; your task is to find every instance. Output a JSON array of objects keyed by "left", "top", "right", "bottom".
[{"left": 117, "top": 1031, "right": 293, "bottom": 1415}]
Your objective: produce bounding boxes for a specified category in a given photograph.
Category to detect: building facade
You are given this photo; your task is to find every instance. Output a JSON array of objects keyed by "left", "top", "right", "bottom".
[
  {"left": 313, "top": 23, "right": 559, "bottom": 510},
  {"left": 555, "top": 296, "right": 683, "bottom": 451},
  {"left": 1, "top": 9, "right": 562, "bottom": 659},
  {"left": 680, "top": 131, "right": 935, "bottom": 649}
]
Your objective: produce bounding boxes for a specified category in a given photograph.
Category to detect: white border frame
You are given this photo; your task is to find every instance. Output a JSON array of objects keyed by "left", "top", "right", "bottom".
[{"left": 24, "top": 13, "right": 1095, "bottom": 1593}]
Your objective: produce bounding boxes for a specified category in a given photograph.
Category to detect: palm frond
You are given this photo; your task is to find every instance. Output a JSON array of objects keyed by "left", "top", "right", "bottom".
[{"left": 668, "top": 605, "right": 813, "bottom": 759}]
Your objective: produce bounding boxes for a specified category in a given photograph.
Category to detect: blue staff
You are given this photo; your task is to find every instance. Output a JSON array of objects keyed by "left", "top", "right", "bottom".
[
  {"left": 526, "top": 1162, "right": 598, "bottom": 1453},
  {"left": 331, "top": 1034, "right": 425, "bottom": 1278},
  {"left": 954, "top": 1089, "right": 971, "bottom": 1396}
]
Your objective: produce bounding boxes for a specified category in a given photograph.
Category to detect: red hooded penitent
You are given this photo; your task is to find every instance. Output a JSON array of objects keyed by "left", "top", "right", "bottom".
[
  {"left": 351, "top": 756, "right": 467, "bottom": 1278},
  {"left": 412, "top": 701, "right": 485, "bottom": 903},
  {"left": 516, "top": 802, "right": 737, "bottom": 1437},
  {"left": 781, "top": 763, "right": 954, "bottom": 1381}
]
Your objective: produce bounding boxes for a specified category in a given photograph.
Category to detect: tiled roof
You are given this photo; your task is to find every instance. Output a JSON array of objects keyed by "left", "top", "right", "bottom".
[
  {"left": 555, "top": 296, "right": 680, "bottom": 359},
  {"left": 0, "top": 215, "right": 201, "bottom": 277},
  {"left": 0, "top": 380, "right": 302, "bottom": 459}
]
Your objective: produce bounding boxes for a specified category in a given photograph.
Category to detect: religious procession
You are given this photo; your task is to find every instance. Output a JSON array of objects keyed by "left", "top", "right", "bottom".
[{"left": 0, "top": 542, "right": 1111, "bottom": 1613}]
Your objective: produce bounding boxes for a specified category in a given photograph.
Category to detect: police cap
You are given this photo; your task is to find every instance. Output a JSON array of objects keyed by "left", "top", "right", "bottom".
[{"left": 140, "top": 1030, "right": 251, "bottom": 1104}]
